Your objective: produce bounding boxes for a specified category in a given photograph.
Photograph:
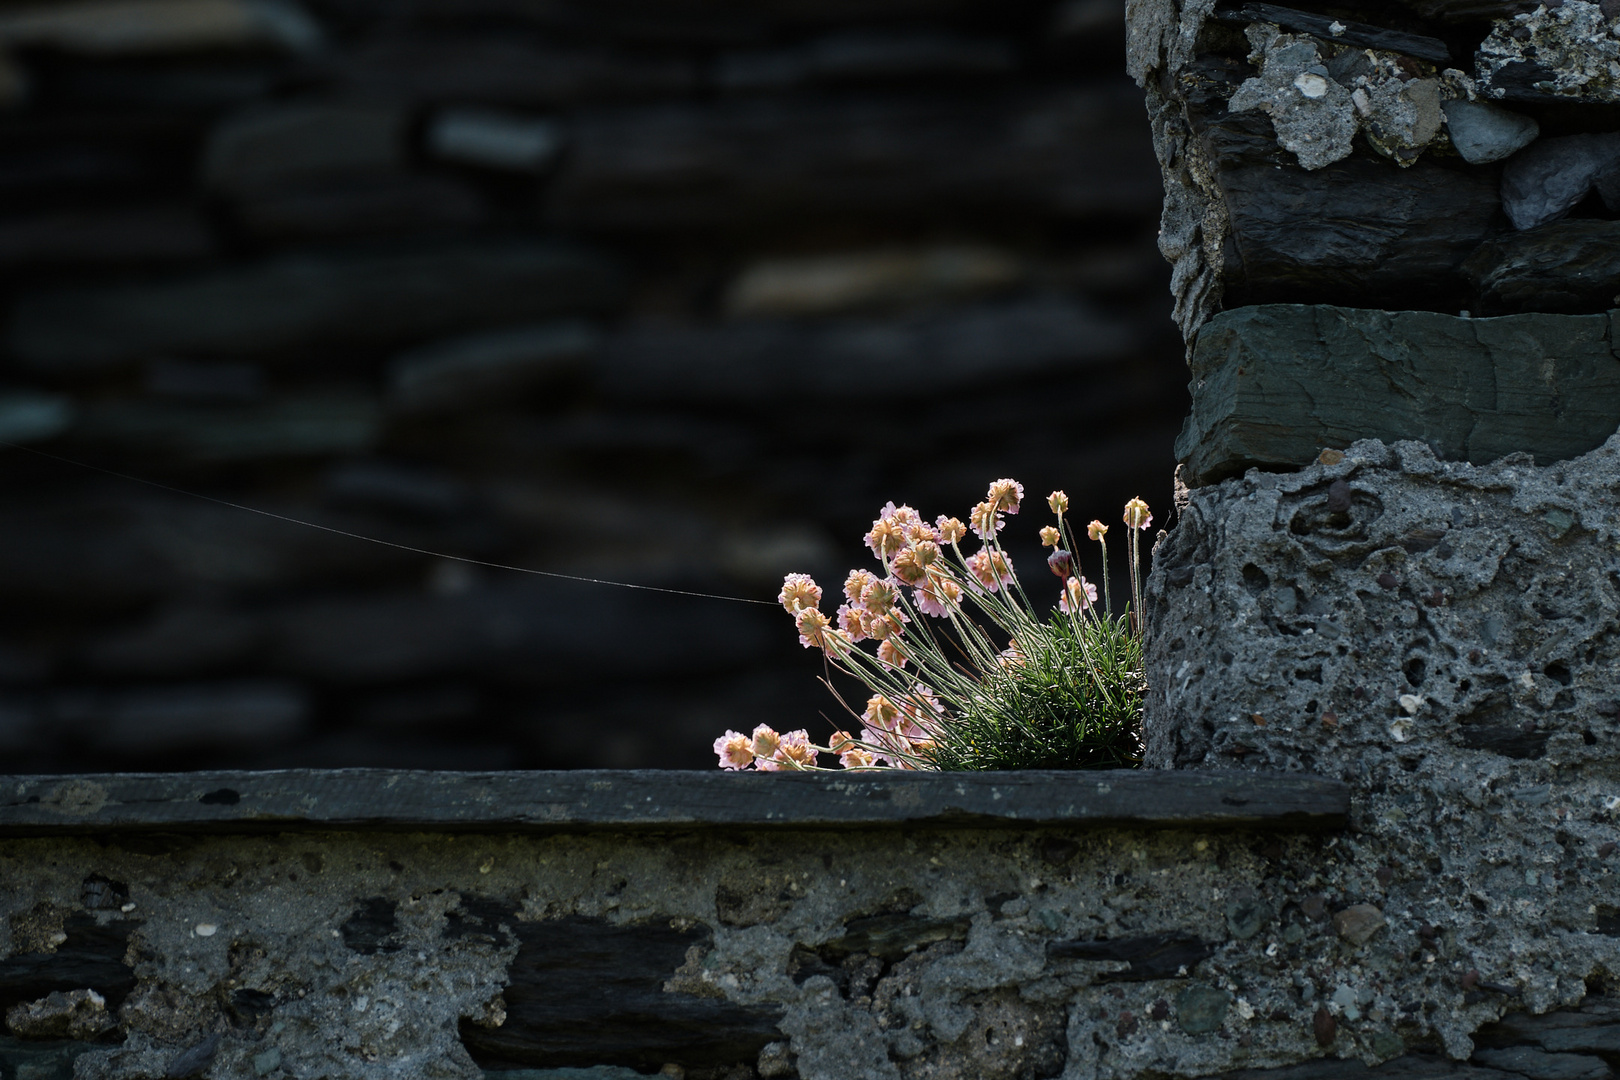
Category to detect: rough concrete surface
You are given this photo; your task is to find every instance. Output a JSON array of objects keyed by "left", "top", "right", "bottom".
[{"left": 1144, "top": 433, "right": 1620, "bottom": 1059}]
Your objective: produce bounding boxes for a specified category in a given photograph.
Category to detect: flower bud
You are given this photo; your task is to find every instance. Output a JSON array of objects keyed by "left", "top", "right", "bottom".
[
  {"left": 1047, "top": 549, "right": 1073, "bottom": 580},
  {"left": 1123, "top": 497, "right": 1152, "bottom": 531},
  {"left": 1087, "top": 520, "right": 1108, "bottom": 542},
  {"left": 1047, "top": 490, "right": 1069, "bottom": 515},
  {"left": 1039, "top": 525, "right": 1061, "bottom": 548}
]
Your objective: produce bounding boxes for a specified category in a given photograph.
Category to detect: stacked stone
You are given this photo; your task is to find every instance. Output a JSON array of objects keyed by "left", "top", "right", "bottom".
[
  {"left": 1133, "top": 0, "right": 1620, "bottom": 1064},
  {"left": 0, "top": 0, "right": 1184, "bottom": 771}
]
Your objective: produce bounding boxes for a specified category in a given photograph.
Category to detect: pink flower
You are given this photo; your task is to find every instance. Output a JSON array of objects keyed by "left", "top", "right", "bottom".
[
  {"left": 750, "top": 724, "right": 782, "bottom": 770},
  {"left": 865, "top": 607, "right": 907, "bottom": 641},
  {"left": 778, "top": 573, "right": 821, "bottom": 613},
  {"left": 911, "top": 539, "right": 942, "bottom": 567},
  {"left": 865, "top": 515, "right": 907, "bottom": 559},
  {"left": 877, "top": 639, "right": 907, "bottom": 668},
  {"left": 839, "top": 745, "right": 879, "bottom": 769},
  {"left": 836, "top": 603, "right": 870, "bottom": 643},
  {"left": 969, "top": 500, "right": 1003, "bottom": 540},
  {"left": 843, "top": 569, "right": 878, "bottom": 605},
  {"left": 1059, "top": 575, "right": 1098, "bottom": 614},
  {"left": 860, "top": 578, "right": 901, "bottom": 614},
  {"left": 998, "top": 641, "right": 1025, "bottom": 670},
  {"left": 862, "top": 695, "right": 900, "bottom": 730},
  {"left": 1088, "top": 520, "right": 1108, "bottom": 542},
  {"left": 714, "top": 730, "right": 755, "bottom": 770},
  {"left": 905, "top": 520, "right": 940, "bottom": 545},
  {"left": 1047, "top": 490, "right": 1069, "bottom": 515},
  {"left": 936, "top": 516, "right": 967, "bottom": 543},
  {"left": 772, "top": 729, "right": 819, "bottom": 770},
  {"left": 1123, "top": 497, "right": 1152, "bottom": 531},
  {"left": 890, "top": 547, "right": 928, "bottom": 586},
  {"left": 1039, "top": 525, "right": 1060, "bottom": 548},
  {"left": 987, "top": 479, "right": 1024, "bottom": 515},
  {"left": 966, "top": 549, "right": 1014, "bottom": 592},
  {"left": 795, "top": 607, "right": 834, "bottom": 649}
]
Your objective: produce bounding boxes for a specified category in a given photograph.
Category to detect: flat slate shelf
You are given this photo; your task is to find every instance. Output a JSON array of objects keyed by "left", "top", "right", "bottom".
[{"left": 0, "top": 769, "right": 1349, "bottom": 836}]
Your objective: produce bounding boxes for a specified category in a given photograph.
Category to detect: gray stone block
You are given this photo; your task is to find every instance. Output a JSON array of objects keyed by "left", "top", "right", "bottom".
[
  {"left": 1440, "top": 99, "right": 1539, "bottom": 165},
  {"left": 8, "top": 242, "right": 622, "bottom": 370},
  {"left": 1472, "top": 1047, "right": 1612, "bottom": 1080},
  {"left": 1176, "top": 304, "right": 1620, "bottom": 486},
  {"left": 389, "top": 322, "right": 600, "bottom": 412},
  {"left": 1464, "top": 220, "right": 1620, "bottom": 315},
  {"left": 426, "top": 109, "right": 565, "bottom": 172}
]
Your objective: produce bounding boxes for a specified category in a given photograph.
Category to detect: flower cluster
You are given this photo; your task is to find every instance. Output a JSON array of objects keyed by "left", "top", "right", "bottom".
[{"left": 716, "top": 480, "right": 1154, "bottom": 772}]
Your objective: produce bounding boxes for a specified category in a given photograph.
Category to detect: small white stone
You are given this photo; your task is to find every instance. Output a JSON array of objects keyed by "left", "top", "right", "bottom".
[
  {"left": 1388, "top": 718, "right": 1414, "bottom": 742},
  {"left": 195, "top": 923, "right": 217, "bottom": 937},
  {"left": 1329, "top": 20, "right": 1347, "bottom": 34},
  {"left": 1398, "top": 693, "right": 1424, "bottom": 714},
  {"left": 120, "top": 902, "right": 136, "bottom": 913},
  {"left": 1295, "top": 72, "right": 1330, "bottom": 98}
]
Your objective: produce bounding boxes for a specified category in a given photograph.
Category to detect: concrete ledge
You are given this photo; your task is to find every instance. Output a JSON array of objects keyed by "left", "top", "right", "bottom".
[{"left": 0, "top": 768, "right": 1350, "bottom": 835}]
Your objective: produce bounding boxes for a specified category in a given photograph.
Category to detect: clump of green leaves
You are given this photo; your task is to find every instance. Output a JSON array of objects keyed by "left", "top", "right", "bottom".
[{"left": 714, "top": 481, "right": 1151, "bottom": 773}]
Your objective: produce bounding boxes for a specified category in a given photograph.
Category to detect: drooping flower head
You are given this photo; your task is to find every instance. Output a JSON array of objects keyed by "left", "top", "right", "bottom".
[
  {"left": 905, "top": 520, "right": 940, "bottom": 546},
  {"left": 1060, "top": 575, "right": 1099, "bottom": 614},
  {"left": 890, "top": 547, "right": 928, "bottom": 586},
  {"left": 877, "top": 638, "right": 907, "bottom": 669},
  {"left": 713, "top": 730, "right": 755, "bottom": 770},
  {"left": 969, "top": 500, "right": 1003, "bottom": 540},
  {"left": 750, "top": 724, "right": 781, "bottom": 761},
  {"left": 911, "top": 539, "right": 942, "bottom": 567},
  {"left": 1123, "top": 498, "right": 1152, "bottom": 531},
  {"left": 1047, "top": 490, "right": 1069, "bottom": 515},
  {"left": 839, "top": 744, "right": 878, "bottom": 769},
  {"left": 1088, "top": 520, "right": 1108, "bottom": 542},
  {"left": 772, "top": 729, "right": 819, "bottom": 770},
  {"left": 865, "top": 502, "right": 920, "bottom": 559},
  {"left": 1047, "top": 549, "right": 1073, "bottom": 580},
  {"left": 1039, "top": 525, "right": 1061, "bottom": 548},
  {"left": 936, "top": 516, "right": 967, "bottom": 544},
  {"left": 778, "top": 573, "right": 821, "bottom": 613},
  {"left": 843, "top": 569, "right": 877, "bottom": 606},
  {"left": 836, "top": 603, "right": 870, "bottom": 642},
  {"left": 987, "top": 479, "right": 1025, "bottom": 515},
  {"left": 997, "top": 640, "right": 1025, "bottom": 670},
  {"left": 794, "top": 607, "right": 834, "bottom": 649},
  {"left": 966, "top": 549, "right": 1015, "bottom": 592},
  {"left": 861, "top": 578, "right": 901, "bottom": 615}
]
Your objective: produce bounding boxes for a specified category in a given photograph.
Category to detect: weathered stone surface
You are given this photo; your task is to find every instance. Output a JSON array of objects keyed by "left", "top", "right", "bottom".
[
  {"left": 1440, "top": 99, "right": 1538, "bottom": 166},
  {"left": 600, "top": 298, "right": 1137, "bottom": 403},
  {"left": 1471, "top": 1047, "right": 1613, "bottom": 1080},
  {"left": 1194, "top": 108, "right": 1502, "bottom": 312},
  {"left": 1331, "top": 903, "right": 1386, "bottom": 945},
  {"left": 1174, "top": 985, "right": 1230, "bottom": 1034},
  {"left": 0, "top": 0, "right": 322, "bottom": 56},
  {"left": 389, "top": 322, "right": 599, "bottom": 413},
  {"left": 1176, "top": 304, "right": 1620, "bottom": 486},
  {"left": 1500, "top": 133, "right": 1620, "bottom": 231},
  {"left": 1463, "top": 220, "right": 1620, "bottom": 315},
  {"left": 5, "top": 988, "right": 116, "bottom": 1039},
  {"left": 8, "top": 243, "right": 623, "bottom": 370},
  {"left": 549, "top": 88, "right": 1161, "bottom": 230},
  {"left": 1226, "top": 29, "right": 1358, "bottom": 171},
  {"left": 1217, "top": 4, "right": 1452, "bottom": 64},
  {"left": 1476, "top": 0, "right": 1620, "bottom": 103},
  {"left": 0, "top": 769, "right": 1350, "bottom": 835}
]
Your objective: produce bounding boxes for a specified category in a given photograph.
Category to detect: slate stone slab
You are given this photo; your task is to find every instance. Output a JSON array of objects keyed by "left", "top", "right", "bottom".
[
  {"left": 1191, "top": 107, "right": 1503, "bottom": 312},
  {"left": 1177, "top": 304, "right": 1620, "bottom": 485},
  {"left": 0, "top": 768, "right": 1350, "bottom": 835},
  {"left": 1215, "top": 4, "right": 1451, "bottom": 64},
  {"left": 1463, "top": 220, "right": 1620, "bottom": 315}
]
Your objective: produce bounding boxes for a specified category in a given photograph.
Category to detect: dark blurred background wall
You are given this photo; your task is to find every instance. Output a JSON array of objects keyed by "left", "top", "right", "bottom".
[{"left": 0, "top": 0, "right": 1182, "bottom": 772}]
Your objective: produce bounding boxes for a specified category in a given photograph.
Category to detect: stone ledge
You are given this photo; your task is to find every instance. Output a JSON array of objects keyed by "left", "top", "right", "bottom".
[{"left": 0, "top": 768, "right": 1350, "bottom": 835}]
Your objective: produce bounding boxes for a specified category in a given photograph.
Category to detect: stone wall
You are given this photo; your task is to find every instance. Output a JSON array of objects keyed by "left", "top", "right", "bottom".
[
  {"left": 0, "top": 0, "right": 1183, "bottom": 773},
  {"left": 1132, "top": 0, "right": 1620, "bottom": 1075}
]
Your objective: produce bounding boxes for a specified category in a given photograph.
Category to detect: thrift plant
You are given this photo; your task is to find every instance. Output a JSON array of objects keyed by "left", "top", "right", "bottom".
[{"left": 715, "top": 480, "right": 1152, "bottom": 772}]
